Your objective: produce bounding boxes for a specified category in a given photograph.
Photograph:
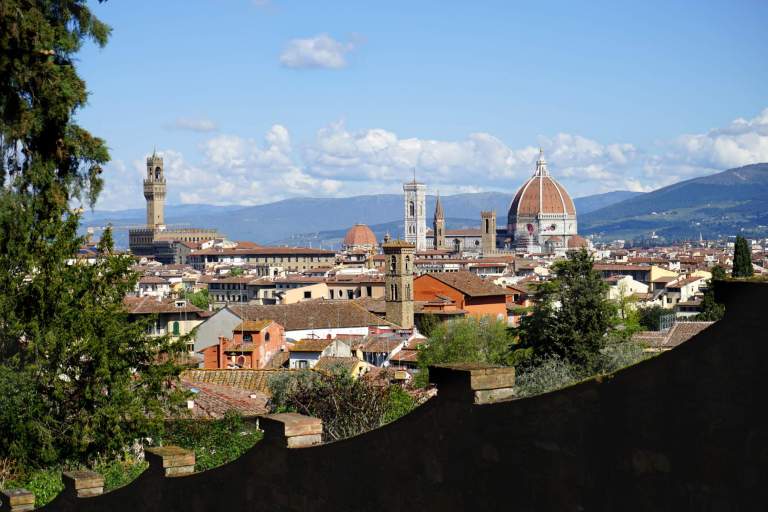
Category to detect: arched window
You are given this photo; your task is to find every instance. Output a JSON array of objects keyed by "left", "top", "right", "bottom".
[
  {"left": 155, "top": 167, "right": 161, "bottom": 180},
  {"left": 405, "top": 255, "right": 411, "bottom": 271},
  {"left": 172, "top": 321, "right": 180, "bottom": 336},
  {"left": 409, "top": 201, "right": 415, "bottom": 217},
  {"left": 405, "top": 283, "right": 411, "bottom": 300},
  {"left": 390, "top": 257, "right": 396, "bottom": 272},
  {"left": 485, "top": 219, "right": 490, "bottom": 233},
  {"left": 237, "top": 355, "right": 246, "bottom": 367},
  {"left": 265, "top": 332, "right": 270, "bottom": 342}
]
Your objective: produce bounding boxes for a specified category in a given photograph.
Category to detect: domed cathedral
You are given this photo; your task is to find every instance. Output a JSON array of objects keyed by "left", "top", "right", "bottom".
[
  {"left": 507, "top": 149, "right": 581, "bottom": 253},
  {"left": 342, "top": 224, "right": 378, "bottom": 252}
]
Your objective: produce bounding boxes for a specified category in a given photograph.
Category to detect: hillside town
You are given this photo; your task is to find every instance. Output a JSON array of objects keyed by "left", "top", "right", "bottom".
[{"left": 75, "top": 150, "right": 760, "bottom": 419}]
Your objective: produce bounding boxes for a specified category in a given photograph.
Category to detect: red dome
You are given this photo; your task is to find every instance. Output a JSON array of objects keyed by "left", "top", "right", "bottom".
[
  {"left": 509, "top": 152, "right": 575, "bottom": 217},
  {"left": 343, "top": 224, "right": 377, "bottom": 248}
]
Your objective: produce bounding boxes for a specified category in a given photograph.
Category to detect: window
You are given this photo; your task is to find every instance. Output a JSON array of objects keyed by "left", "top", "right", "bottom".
[
  {"left": 298, "top": 360, "right": 309, "bottom": 369},
  {"left": 390, "top": 257, "right": 396, "bottom": 272},
  {"left": 243, "top": 334, "right": 252, "bottom": 342},
  {"left": 405, "top": 283, "right": 411, "bottom": 300},
  {"left": 347, "top": 289, "right": 354, "bottom": 300},
  {"left": 265, "top": 332, "right": 270, "bottom": 342},
  {"left": 366, "top": 286, "right": 372, "bottom": 296},
  {"left": 304, "top": 291, "right": 311, "bottom": 299},
  {"left": 409, "top": 201, "right": 415, "bottom": 217},
  {"left": 172, "top": 321, "right": 180, "bottom": 336}
]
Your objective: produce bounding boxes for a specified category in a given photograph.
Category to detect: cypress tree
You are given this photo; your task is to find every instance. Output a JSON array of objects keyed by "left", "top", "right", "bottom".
[
  {"left": 0, "top": 1, "right": 185, "bottom": 466},
  {"left": 732, "top": 236, "right": 754, "bottom": 278}
]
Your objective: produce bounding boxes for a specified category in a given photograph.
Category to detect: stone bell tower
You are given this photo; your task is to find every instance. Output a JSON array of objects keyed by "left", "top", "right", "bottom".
[
  {"left": 383, "top": 240, "right": 415, "bottom": 329},
  {"left": 481, "top": 210, "right": 497, "bottom": 255},
  {"left": 144, "top": 150, "right": 166, "bottom": 229}
]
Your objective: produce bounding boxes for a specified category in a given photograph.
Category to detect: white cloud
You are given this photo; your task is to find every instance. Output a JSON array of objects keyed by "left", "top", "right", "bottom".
[
  {"left": 279, "top": 34, "right": 357, "bottom": 69},
  {"left": 95, "top": 107, "right": 768, "bottom": 210},
  {"left": 171, "top": 117, "right": 217, "bottom": 133},
  {"left": 675, "top": 108, "right": 768, "bottom": 169}
]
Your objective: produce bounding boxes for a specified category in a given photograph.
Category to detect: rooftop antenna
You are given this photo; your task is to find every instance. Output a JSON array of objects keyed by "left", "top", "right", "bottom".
[{"left": 412, "top": 167, "right": 417, "bottom": 183}]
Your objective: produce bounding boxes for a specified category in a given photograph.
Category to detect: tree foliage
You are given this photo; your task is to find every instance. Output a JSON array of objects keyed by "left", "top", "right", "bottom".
[
  {"left": 267, "top": 370, "right": 416, "bottom": 442},
  {"left": 697, "top": 265, "right": 726, "bottom": 321},
  {"left": 517, "top": 249, "right": 615, "bottom": 372},
  {"left": 732, "top": 236, "right": 754, "bottom": 278},
  {"left": 183, "top": 288, "right": 210, "bottom": 310},
  {"left": 418, "top": 316, "right": 513, "bottom": 368},
  {"left": 0, "top": 1, "right": 185, "bottom": 466}
]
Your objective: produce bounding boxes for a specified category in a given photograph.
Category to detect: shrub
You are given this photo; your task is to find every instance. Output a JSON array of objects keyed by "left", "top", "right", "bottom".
[
  {"left": 161, "top": 411, "right": 262, "bottom": 472},
  {"left": 515, "top": 356, "right": 579, "bottom": 398}
]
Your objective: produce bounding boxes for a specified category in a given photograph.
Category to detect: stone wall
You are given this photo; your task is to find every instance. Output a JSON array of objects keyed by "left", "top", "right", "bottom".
[{"left": 2, "top": 280, "right": 767, "bottom": 511}]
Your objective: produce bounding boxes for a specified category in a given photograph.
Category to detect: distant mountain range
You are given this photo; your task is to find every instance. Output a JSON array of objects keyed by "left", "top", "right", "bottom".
[
  {"left": 580, "top": 163, "right": 768, "bottom": 241},
  {"left": 83, "top": 163, "right": 768, "bottom": 248},
  {"left": 82, "top": 190, "right": 639, "bottom": 249}
]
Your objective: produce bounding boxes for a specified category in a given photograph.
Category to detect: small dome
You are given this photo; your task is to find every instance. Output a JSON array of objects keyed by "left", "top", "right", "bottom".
[
  {"left": 567, "top": 235, "right": 588, "bottom": 249},
  {"left": 343, "top": 224, "right": 377, "bottom": 248}
]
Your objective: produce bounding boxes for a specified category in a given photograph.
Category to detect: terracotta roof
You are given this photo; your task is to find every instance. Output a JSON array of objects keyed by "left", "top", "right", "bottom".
[
  {"left": 420, "top": 271, "right": 509, "bottom": 297},
  {"left": 445, "top": 228, "right": 482, "bottom": 236},
  {"left": 314, "top": 356, "right": 361, "bottom": 373},
  {"left": 632, "top": 321, "right": 715, "bottom": 349},
  {"left": 362, "top": 336, "right": 403, "bottom": 354},
  {"left": 343, "top": 224, "right": 377, "bottom": 247},
  {"left": 233, "top": 320, "right": 273, "bottom": 332},
  {"left": 290, "top": 339, "right": 333, "bottom": 352},
  {"left": 509, "top": 164, "right": 576, "bottom": 217},
  {"left": 224, "top": 343, "right": 256, "bottom": 353},
  {"left": 181, "top": 368, "right": 290, "bottom": 394},
  {"left": 228, "top": 300, "right": 396, "bottom": 331},
  {"left": 263, "top": 351, "right": 290, "bottom": 369},
  {"left": 123, "top": 296, "right": 206, "bottom": 316},
  {"left": 667, "top": 275, "right": 703, "bottom": 288},
  {"left": 179, "top": 380, "right": 269, "bottom": 419},
  {"left": 191, "top": 246, "right": 335, "bottom": 257},
  {"left": 138, "top": 275, "right": 168, "bottom": 284},
  {"left": 390, "top": 349, "right": 419, "bottom": 363}
]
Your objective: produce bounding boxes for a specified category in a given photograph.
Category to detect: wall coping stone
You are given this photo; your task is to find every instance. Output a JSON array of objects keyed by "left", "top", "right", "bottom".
[
  {"left": 260, "top": 413, "right": 323, "bottom": 447},
  {"left": 0, "top": 488, "right": 35, "bottom": 512},
  {"left": 62, "top": 470, "right": 104, "bottom": 497},
  {"left": 145, "top": 446, "right": 195, "bottom": 477}
]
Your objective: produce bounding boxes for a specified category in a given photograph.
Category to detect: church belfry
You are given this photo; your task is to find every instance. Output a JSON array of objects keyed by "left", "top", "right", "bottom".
[
  {"left": 481, "top": 210, "right": 497, "bottom": 254},
  {"left": 383, "top": 240, "right": 415, "bottom": 329},
  {"left": 433, "top": 192, "right": 445, "bottom": 249},
  {"left": 144, "top": 151, "right": 166, "bottom": 229},
  {"left": 403, "top": 173, "right": 426, "bottom": 251}
]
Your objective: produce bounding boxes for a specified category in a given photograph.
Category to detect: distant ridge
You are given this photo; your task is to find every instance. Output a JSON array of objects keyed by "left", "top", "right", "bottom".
[
  {"left": 581, "top": 163, "right": 768, "bottom": 241},
  {"left": 82, "top": 190, "right": 643, "bottom": 248}
]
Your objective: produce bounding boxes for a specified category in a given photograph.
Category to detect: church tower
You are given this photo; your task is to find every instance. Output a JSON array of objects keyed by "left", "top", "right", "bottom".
[
  {"left": 481, "top": 211, "right": 497, "bottom": 255},
  {"left": 383, "top": 240, "right": 415, "bottom": 329},
  {"left": 144, "top": 151, "right": 166, "bottom": 229},
  {"left": 403, "top": 174, "right": 426, "bottom": 251},
  {"left": 433, "top": 192, "right": 445, "bottom": 250}
]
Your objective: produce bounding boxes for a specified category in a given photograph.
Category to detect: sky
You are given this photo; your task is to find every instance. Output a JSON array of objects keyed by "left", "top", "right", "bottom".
[{"left": 75, "top": 0, "right": 768, "bottom": 210}]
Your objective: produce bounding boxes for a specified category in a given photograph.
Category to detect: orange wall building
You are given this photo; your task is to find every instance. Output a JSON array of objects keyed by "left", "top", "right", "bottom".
[
  {"left": 200, "top": 320, "right": 285, "bottom": 369},
  {"left": 413, "top": 272, "right": 508, "bottom": 320}
]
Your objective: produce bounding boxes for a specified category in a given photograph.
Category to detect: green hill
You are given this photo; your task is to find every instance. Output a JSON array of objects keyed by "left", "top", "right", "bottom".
[{"left": 580, "top": 163, "right": 768, "bottom": 241}]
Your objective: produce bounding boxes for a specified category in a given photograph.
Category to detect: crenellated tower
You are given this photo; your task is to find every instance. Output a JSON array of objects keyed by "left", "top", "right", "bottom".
[{"left": 144, "top": 151, "right": 166, "bottom": 229}]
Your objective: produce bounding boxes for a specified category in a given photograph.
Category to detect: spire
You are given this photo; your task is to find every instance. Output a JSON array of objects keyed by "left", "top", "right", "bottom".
[
  {"left": 434, "top": 191, "right": 444, "bottom": 220},
  {"left": 534, "top": 148, "right": 549, "bottom": 177}
]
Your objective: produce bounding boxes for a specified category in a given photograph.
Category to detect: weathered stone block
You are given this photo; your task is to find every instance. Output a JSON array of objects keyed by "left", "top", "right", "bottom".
[
  {"left": 286, "top": 433, "right": 323, "bottom": 449},
  {"left": 62, "top": 470, "right": 104, "bottom": 497},
  {"left": 474, "top": 387, "right": 516, "bottom": 404},
  {"left": 0, "top": 488, "right": 35, "bottom": 512},
  {"left": 429, "top": 364, "right": 516, "bottom": 403},
  {"left": 260, "top": 412, "right": 323, "bottom": 448},
  {"left": 145, "top": 446, "right": 196, "bottom": 477}
]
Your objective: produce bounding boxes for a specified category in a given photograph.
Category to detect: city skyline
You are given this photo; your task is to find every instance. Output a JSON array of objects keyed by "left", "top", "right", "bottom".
[{"left": 76, "top": 0, "right": 768, "bottom": 210}]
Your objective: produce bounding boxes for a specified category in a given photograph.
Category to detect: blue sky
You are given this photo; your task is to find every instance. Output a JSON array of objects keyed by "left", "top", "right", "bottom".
[{"left": 76, "top": 0, "right": 768, "bottom": 209}]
